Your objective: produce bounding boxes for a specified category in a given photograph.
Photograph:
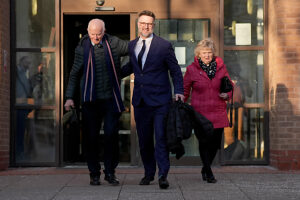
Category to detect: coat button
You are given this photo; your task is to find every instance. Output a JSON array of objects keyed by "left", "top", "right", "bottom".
[
  {"left": 141, "top": 74, "right": 143, "bottom": 77},
  {"left": 141, "top": 84, "right": 143, "bottom": 88}
]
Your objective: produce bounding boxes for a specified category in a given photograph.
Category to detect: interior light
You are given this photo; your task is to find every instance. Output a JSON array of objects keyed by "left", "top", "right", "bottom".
[
  {"left": 231, "top": 21, "right": 236, "bottom": 36},
  {"left": 247, "top": 0, "right": 253, "bottom": 15},
  {"left": 32, "top": 0, "right": 37, "bottom": 16}
]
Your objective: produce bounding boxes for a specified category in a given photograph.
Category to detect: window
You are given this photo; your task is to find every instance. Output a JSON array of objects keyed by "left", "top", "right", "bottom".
[
  {"left": 223, "top": 0, "right": 266, "bottom": 163},
  {"left": 13, "top": 0, "right": 57, "bottom": 164}
]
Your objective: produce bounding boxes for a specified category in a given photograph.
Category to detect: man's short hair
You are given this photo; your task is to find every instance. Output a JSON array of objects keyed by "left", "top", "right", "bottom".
[{"left": 138, "top": 10, "right": 156, "bottom": 21}]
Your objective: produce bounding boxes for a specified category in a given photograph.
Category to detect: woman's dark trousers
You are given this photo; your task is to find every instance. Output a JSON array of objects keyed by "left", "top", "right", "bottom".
[{"left": 196, "top": 128, "right": 223, "bottom": 178}]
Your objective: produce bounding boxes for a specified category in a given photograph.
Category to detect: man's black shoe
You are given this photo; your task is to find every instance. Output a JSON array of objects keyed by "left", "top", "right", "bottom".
[
  {"left": 158, "top": 176, "right": 169, "bottom": 189},
  {"left": 139, "top": 176, "right": 154, "bottom": 185},
  {"left": 90, "top": 176, "right": 100, "bottom": 186},
  {"left": 104, "top": 174, "right": 120, "bottom": 186},
  {"left": 206, "top": 176, "right": 217, "bottom": 183}
]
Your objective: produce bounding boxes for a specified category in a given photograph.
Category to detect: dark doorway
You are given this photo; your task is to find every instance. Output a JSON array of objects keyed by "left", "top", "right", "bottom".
[{"left": 63, "top": 15, "right": 131, "bottom": 164}]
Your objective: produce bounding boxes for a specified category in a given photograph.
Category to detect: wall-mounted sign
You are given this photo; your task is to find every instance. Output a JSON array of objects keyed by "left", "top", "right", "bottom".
[
  {"left": 175, "top": 47, "right": 186, "bottom": 65},
  {"left": 235, "top": 23, "right": 251, "bottom": 45}
]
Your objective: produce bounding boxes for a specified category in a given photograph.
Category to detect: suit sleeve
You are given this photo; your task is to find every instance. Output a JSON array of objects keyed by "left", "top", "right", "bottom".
[
  {"left": 121, "top": 61, "right": 133, "bottom": 78},
  {"left": 165, "top": 43, "right": 184, "bottom": 95}
]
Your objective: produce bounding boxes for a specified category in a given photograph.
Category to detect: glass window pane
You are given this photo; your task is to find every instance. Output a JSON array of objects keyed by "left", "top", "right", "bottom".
[
  {"left": 224, "top": 50, "right": 265, "bottom": 161},
  {"left": 224, "top": 0, "right": 264, "bottom": 46},
  {"left": 178, "top": 20, "right": 193, "bottom": 41},
  {"left": 195, "top": 20, "right": 210, "bottom": 41},
  {"left": 159, "top": 20, "right": 177, "bottom": 41},
  {"left": 154, "top": 19, "right": 210, "bottom": 68},
  {"left": 15, "top": 109, "right": 56, "bottom": 163},
  {"left": 15, "top": 52, "right": 56, "bottom": 106},
  {"left": 225, "top": 50, "right": 264, "bottom": 104},
  {"left": 16, "top": 0, "right": 55, "bottom": 48}
]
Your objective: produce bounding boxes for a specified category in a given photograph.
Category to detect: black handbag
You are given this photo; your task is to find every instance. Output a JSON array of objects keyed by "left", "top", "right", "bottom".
[
  {"left": 220, "top": 76, "right": 233, "bottom": 93},
  {"left": 220, "top": 76, "right": 233, "bottom": 127}
]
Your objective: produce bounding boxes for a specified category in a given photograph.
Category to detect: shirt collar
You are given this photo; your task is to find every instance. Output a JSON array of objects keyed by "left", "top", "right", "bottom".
[{"left": 139, "top": 33, "right": 153, "bottom": 43}]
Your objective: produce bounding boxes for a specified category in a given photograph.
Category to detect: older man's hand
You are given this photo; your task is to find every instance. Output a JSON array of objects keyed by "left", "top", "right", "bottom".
[{"left": 64, "top": 99, "right": 75, "bottom": 111}]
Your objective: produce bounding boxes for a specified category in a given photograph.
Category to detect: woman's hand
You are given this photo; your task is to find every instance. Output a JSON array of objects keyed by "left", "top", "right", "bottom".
[{"left": 219, "top": 93, "right": 229, "bottom": 100}]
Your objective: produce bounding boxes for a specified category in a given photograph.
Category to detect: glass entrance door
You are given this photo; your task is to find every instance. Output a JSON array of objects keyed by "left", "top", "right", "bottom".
[{"left": 62, "top": 14, "right": 131, "bottom": 164}]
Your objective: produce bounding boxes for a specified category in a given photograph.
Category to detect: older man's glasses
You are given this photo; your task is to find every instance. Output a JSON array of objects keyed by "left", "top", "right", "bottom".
[{"left": 139, "top": 22, "right": 154, "bottom": 27}]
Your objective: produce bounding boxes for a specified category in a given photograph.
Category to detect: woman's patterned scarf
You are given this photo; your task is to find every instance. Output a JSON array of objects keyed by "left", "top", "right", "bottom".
[{"left": 198, "top": 58, "right": 217, "bottom": 80}]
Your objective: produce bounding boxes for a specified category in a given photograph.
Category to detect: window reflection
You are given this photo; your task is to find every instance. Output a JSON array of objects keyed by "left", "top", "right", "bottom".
[
  {"left": 224, "top": 0, "right": 264, "bottom": 46},
  {"left": 16, "top": 0, "right": 55, "bottom": 48},
  {"left": 15, "top": 53, "right": 55, "bottom": 106},
  {"left": 15, "top": 109, "right": 56, "bottom": 163},
  {"left": 224, "top": 50, "right": 265, "bottom": 161},
  {"left": 15, "top": 52, "right": 56, "bottom": 163}
]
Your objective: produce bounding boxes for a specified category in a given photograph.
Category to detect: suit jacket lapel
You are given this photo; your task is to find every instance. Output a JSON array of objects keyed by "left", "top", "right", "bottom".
[{"left": 131, "top": 38, "right": 140, "bottom": 69}]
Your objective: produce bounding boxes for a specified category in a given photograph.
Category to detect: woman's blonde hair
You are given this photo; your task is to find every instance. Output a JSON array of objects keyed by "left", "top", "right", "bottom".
[{"left": 194, "top": 38, "right": 216, "bottom": 57}]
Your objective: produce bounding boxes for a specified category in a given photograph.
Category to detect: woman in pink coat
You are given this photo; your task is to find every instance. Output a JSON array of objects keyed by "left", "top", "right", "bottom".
[{"left": 184, "top": 38, "right": 233, "bottom": 183}]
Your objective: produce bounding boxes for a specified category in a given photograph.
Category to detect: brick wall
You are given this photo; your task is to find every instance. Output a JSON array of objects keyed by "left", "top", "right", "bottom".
[
  {"left": 269, "top": 0, "right": 300, "bottom": 170},
  {"left": 0, "top": 0, "right": 10, "bottom": 170}
]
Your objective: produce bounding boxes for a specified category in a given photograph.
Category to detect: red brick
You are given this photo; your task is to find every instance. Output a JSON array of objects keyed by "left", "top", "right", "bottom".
[{"left": 0, "top": 0, "right": 10, "bottom": 171}]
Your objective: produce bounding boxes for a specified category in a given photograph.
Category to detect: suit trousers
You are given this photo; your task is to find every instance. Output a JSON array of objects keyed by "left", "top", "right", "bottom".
[
  {"left": 82, "top": 99, "right": 121, "bottom": 177},
  {"left": 134, "top": 101, "right": 170, "bottom": 178}
]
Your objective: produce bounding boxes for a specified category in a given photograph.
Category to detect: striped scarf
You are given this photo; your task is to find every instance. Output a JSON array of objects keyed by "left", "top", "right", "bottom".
[{"left": 82, "top": 36, "right": 125, "bottom": 113}]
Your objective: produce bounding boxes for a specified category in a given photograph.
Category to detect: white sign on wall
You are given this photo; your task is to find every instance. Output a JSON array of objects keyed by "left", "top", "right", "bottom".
[
  {"left": 175, "top": 47, "right": 186, "bottom": 65},
  {"left": 235, "top": 23, "right": 251, "bottom": 45}
]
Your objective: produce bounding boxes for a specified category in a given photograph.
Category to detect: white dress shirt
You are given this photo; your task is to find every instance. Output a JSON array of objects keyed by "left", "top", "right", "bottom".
[{"left": 135, "top": 34, "right": 153, "bottom": 69}]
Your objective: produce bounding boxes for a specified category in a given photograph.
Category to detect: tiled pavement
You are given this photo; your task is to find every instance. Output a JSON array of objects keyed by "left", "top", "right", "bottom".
[{"left": 0, "top": 166, "right": 300, "bottom": 200}]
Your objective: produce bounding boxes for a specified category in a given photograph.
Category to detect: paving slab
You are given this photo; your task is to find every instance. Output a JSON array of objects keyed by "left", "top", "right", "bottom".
[
  {"left": 53, "top": 186, "right": 121, "bottom": 200},
  {"left": 0, "top": 175, "right": 25, "bottom": 190},
  {"left": 0, "top": 167, "right": 300, "bottom": 200},
  {"left": 119, "top": 191, "right": 184, "bottom": 200}
]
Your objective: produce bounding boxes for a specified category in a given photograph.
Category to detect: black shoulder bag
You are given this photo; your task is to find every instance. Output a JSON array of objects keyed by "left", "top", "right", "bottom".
[{"left": 220, "top": 76, "right": 233, "bottom": 127}]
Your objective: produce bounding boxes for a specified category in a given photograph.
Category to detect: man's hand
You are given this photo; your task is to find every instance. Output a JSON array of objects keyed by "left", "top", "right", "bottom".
[
  {"left": 64, "top": 99, "right": 75, "bottom": 111},
  {"left": 175, "top": 94, "right": 185, "bottom": 102}
]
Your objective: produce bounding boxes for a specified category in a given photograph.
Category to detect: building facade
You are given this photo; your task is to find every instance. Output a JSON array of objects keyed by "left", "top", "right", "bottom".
[{"left": 0, "top": 0, "right": 300, "bottom": 170}]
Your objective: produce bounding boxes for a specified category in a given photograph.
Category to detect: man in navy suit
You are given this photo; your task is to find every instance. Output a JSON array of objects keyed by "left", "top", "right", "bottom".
[{"left": 122, "top": 10, "right": 184, "bottom": 189}]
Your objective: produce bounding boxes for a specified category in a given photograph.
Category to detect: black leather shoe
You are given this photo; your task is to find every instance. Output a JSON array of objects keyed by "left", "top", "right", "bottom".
[
  {"left": 104, "top": 174, "right": 120, "bottom": 186},
  {"left": 206, "top": 176, "right": 217, "bottom": 183},
  {"left": 90, "top": 176, "right": 100, "bottom": 186},
  {"left": 139, "top": 176, "right": 154, "bottom": 185},
  {"left": 158, "top": 176, "right": 169, "bottom": 189}
]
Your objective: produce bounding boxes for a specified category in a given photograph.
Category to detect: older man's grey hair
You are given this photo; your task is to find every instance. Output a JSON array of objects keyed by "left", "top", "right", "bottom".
[{"left": 87, "top": 19, "right": 106, "bottom": 32}]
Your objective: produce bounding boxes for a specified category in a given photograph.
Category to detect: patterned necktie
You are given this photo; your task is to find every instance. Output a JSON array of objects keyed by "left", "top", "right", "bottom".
[{"left": 138, "top": 40, "right": 146, "bottom": 69}]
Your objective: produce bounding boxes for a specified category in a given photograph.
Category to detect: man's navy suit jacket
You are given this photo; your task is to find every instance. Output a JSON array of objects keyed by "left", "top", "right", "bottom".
[{"left": 122, "top": 34, "right": 184, "bottom": 107}]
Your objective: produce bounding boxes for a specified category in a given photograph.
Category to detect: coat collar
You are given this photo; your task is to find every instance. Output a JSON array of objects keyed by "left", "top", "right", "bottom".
[
  {"left": 193, "top": 56, "right": 225, "bottom": 71},
  {"left": 193, "top": 56, "right": 225, "bottom": 79}
]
